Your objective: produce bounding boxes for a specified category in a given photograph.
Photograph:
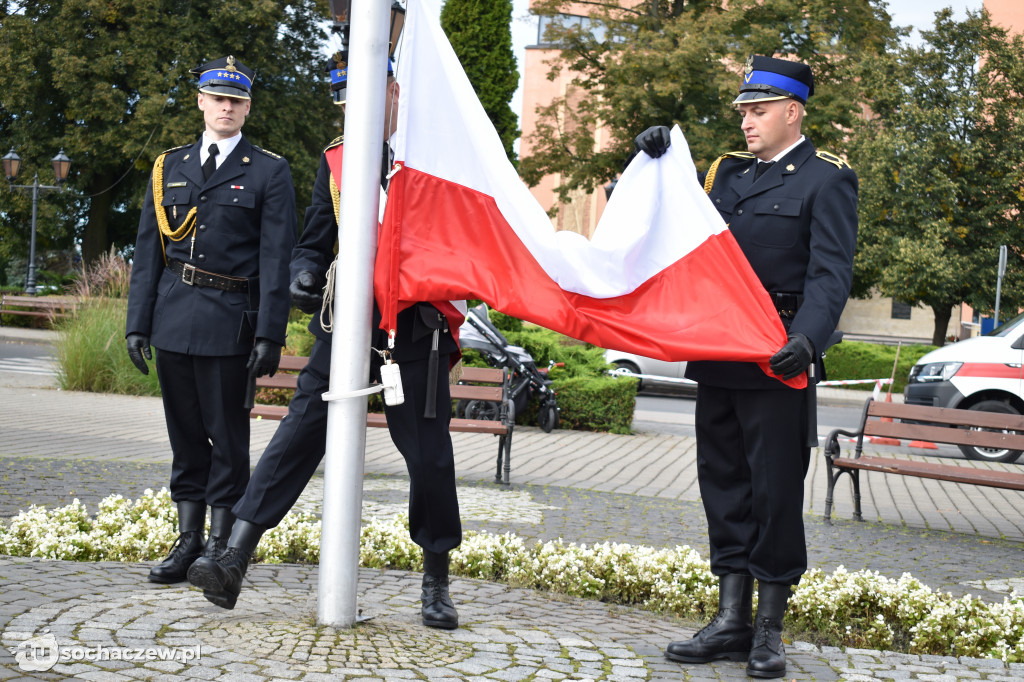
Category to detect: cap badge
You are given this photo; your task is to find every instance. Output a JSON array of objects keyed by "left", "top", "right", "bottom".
[
  {"left": 743, "top": 56, "right": 754, "bottom": 83},
  {"left": 226, "top": 55, "right": 237, "bottom": 73}
]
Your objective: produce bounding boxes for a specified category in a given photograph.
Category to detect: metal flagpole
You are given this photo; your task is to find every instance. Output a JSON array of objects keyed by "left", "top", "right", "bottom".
[{"left": 317, "top": 0, "right": 391, "bottom": 628}]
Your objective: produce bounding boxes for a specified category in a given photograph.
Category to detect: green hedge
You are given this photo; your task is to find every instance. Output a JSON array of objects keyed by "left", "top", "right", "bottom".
[
  {"left": 824, "top": 341, "right": 935, "bottom": 393},
  {"left": 547, "top": 374, "right": 636, "bottom": 434}
]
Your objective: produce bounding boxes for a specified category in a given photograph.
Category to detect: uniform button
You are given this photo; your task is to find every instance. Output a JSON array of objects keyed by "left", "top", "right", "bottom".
[
  {"left": 197, "top": 254, "right": 206, "bottom": 262},
  {"left": 200, "top": 195, "right": 207, "bottom": 202},
  {"left": 233, "top": 197, "right": 238, "bottom": 203},
  {"left": 198, "top": 224, "right": 207, "bottom": 231},
  {"left": 773, "top": 204, "right": 780, "bottom": 210},
  {"left": 715, "top": 198, "right": 721, "bottom": 204},
  {"left": 736, "top": 208, "right": 744, "bottom": 215}
]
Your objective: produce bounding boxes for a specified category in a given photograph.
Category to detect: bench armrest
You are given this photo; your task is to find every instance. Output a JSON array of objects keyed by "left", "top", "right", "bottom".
[{"left": 823, "top": 428, "right": 862, "bottom": 460}]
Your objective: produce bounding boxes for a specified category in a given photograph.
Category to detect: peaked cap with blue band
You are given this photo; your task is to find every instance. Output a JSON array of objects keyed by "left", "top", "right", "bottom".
[
  {"left": 733, "top": 55, "right": 814, "bottom": 105},
  {"left": 190, "top": 56, "right": 255, "bottom": 100}
]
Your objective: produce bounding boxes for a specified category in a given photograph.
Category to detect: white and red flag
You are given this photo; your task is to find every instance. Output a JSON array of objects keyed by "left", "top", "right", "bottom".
[{"left": 375, "top": 0, "right": 800, "bottom": 387}]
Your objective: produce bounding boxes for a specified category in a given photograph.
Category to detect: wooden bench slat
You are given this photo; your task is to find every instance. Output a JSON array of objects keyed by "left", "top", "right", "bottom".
[
  {"left": 459, "top": 366, "right": 505, "bottom": 383},
  {"left": 257, "top": 375, "right": 300, "bottom": 390},
  {"left": 867, "top": 401, "right": 1024, "bottom": 431},
  {"left": 276, "top": 355, "right": 309, "bottom": 372},
  {"left": 834, "top": 456, "right": 1024, "bottom": 490},
  {"left": 862, "top": 421, "right": 1024, "bottom": 450},
  {"left": 0, "top": 294, "right": 77, "bottom": 323},
  {"left": 451, "top": 385, "right": 504, "bottom": 402},
  {"left": 256, "top": 374, "right": 506, "bottom": 402}
]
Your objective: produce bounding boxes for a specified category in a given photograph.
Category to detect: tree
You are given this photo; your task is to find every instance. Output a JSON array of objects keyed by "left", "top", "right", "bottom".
[
  {"left": 440, "top": 0, "right": 520, "bottom": 162},
  {"left": 0, "top": 0, "right": 337, "bottom": 275},
  {"left": 848, "top": 9, "right": 1024, "bottom": 345},
  {"left": 519, "top": 0, "right": 899, "bottom": 201}
]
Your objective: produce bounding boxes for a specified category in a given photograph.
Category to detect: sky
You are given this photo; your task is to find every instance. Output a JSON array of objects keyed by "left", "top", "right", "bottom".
[{"left": 505, "top": 0, "right": 986, "bottom": 135}]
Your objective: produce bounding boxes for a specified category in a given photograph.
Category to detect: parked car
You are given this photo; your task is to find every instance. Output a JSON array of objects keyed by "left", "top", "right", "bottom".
[
  {"left": 904, "top": 311, "right": 1024, "bottom": 463},
  {"left": 603, "top": 349, "right": 696, "bottom": 396}
]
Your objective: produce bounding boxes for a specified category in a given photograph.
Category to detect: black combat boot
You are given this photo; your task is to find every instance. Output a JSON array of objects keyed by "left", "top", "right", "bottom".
[
  {"left": 421, "top": 549, "right": 459, "bottom": 629},
  {"left": 746, "top": 582, "right": 791, "bottom": 679},
  {"left": 665, "top": 574, "right": 753, "bottom": 663},
  {"left": 187, "top": 520, "right": 264, "bottom": 610},
  {"left": 148, "top": 501, "right": 206, "bottom": 584},
  {"left": 204, "top": 507, "right": 236, "bottom": 559}
]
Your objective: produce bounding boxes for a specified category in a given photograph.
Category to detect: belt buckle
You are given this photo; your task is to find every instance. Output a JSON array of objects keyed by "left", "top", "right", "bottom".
[{"left": 181, "top": 263, "right": 196, "bottom": 286}]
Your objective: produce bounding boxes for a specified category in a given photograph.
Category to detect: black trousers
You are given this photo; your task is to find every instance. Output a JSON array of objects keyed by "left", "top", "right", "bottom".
[
  {"left": 232, "top": 336, "right": 462, "bottom": 554},
  {"left": 154, "top": 349, "right": 251, "bottom": 509},
  {"left": 694, "top": 383, "right": 810, "bottom": 585}
]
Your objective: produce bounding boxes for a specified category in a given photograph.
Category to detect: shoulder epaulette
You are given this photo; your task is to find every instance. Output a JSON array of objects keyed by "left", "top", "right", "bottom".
[
  {"left": 253, "top": 146, "right": 283, "bottom": 160},
  {"left": 324, "top": 135, "right": 344, "bottom": 152},
  {"left": 703, "top": 151, "right": 755, "bottom": 194},
  {"left": 159, "top": 143, "right": 191, "bottom": 157},
  {"left": 815, "top": 150, "right": 851, "bottom": 170}
]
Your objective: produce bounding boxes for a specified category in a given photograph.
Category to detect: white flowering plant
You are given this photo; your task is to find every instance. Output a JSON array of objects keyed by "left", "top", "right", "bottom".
[{"left": 2, "top": 489, "right": 1023, "bottom": 662}]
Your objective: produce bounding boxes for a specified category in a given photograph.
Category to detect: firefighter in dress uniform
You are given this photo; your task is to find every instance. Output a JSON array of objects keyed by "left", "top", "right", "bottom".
[
  {"left": 125, "top": 56, "right": 297, "bottom": 585},
  {"left": 635, "top": 55, "right": 858, "bottom": 678},
  {"left": 187, "top": 57, "right": 463, "bottom": 630}
]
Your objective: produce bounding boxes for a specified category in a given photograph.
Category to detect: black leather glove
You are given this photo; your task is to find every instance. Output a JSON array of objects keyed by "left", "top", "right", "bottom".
[
  {"left": 769, "top": 333, "right": 815, "bottom": 381},
  {"left": 247, "top": 338, "right": 282, "bottom": 378},
  {"left": 634, "top": 125, "right": 672, "bottom": 159},
  {"left": 289, "top": 271, "right": 323, "bottom": 314},
  {"left": 126, "top": 333, "right": 152, "bottom": 375}
]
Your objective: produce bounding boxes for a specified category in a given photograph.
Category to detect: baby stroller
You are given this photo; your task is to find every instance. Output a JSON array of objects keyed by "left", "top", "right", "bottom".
[{"left": 457, "top": 303, "right": 560, "bottom": 432}]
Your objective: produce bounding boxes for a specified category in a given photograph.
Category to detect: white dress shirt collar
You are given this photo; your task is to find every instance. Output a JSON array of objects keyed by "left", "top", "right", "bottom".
[
  {"left": 201, "top": 132, "right": 242, "bottom": 168},
  {"left": 767, "top": 135, "right": 806, "bottom": 164}
]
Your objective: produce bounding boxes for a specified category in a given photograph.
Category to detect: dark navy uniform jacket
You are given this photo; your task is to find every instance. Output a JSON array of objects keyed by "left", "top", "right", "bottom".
[
  {"left": 292, "top": 141, "right": 457, "bottom": 360},
  {"left": 686, "top": 138, "right": 858, "bottom": 389},
  {"left": 127, "top": 136, "right": 297, "bottom": 355}
]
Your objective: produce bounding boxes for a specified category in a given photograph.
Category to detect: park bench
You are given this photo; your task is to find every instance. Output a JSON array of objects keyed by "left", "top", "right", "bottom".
[
  {"left": 822, "top": 398, "right": 1024, "bottom": 522},
  {"left": 0, "top": 293, "right": 76, "bottom": 326},
  {"left": 250, "top": 355, "right": 517, "bottom": 484}
]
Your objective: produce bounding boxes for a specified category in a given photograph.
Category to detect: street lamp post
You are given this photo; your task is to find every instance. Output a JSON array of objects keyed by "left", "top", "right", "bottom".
[{"left": 2, "top": 148, "right": 71, "bottom": 295}]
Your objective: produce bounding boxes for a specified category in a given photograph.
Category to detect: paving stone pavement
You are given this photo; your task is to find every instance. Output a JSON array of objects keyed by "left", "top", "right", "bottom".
[{"left": 2, "top": 329, "right": 1024, "bottom": 680}]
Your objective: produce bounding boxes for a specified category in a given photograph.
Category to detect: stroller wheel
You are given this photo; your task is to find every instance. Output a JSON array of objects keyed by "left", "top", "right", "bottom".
[
  {"left": 538, "top": 402, "right": 559, "bottom": 433},
  {"left": 464, "top": 399, "right": 500, "bottom": 421}
]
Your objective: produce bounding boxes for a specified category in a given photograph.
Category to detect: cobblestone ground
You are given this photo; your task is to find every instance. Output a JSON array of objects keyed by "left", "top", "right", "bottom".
[
  {"left": 3, "top": 559, "right": 1024, "bottom": 681},
  {"left": 3, "top": 457, "right": 1024, "bottom": 680}
]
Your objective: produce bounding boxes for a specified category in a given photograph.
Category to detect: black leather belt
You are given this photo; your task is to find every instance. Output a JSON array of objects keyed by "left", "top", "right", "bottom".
[
  {"left": 167, "top": 259, "right": 249, "bottom": 293},
  {"left": 770, "top": 292, "right": 803, "bottom": 319}
]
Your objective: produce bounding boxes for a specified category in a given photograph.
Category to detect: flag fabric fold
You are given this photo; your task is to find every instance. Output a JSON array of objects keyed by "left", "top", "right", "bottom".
[{"left": 376, "top": 0, "right": 803, "bottom": 388}]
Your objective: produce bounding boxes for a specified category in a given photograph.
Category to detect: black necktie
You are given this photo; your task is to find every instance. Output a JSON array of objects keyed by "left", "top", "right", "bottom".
[
  {"left": 754, "top": 160, "right": 775, "bottom": 180},
  {"left": 202, "top": 143, "right": 219, "bottom": 181}
]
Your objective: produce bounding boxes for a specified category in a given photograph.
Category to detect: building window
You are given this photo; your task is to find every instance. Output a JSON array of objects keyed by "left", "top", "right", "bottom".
[
  {"left": 891, "top": 300, "right": 912, "bottom": 320},
  {"left": 536, "top": 13, "right": 607, "bottom": 47}
]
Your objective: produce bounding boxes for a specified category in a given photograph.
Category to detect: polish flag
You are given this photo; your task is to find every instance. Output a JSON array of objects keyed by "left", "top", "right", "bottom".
[{"left": 375, "top": 0, "right": 800, "bottom": 387}]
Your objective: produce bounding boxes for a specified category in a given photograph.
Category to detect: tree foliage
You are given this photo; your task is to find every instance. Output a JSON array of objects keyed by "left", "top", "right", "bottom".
[
  {"left": 440, "top": 0, "right": 520, "bottom": 162},
  {"left": 519, "top": 0, "right": 899, "bottom": 201},
  {"left": 848, "top": 9, "right": 1024, "bottom": 345},
  {"left": 0, "top": 0, "right": 338, "bottom": 281}
]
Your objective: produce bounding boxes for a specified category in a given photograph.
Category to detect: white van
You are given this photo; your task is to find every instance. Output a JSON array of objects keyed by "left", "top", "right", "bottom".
[{"left": 904, "top": 311, "right": 1024, "bottom": 463}]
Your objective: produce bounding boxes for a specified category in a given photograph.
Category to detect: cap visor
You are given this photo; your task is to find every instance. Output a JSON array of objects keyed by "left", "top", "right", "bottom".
[
  {"left": 199, "top": 85, "right": 251, "bottom": 100},
  {"left": 732, "top": 91, "right": 799, "bottom": 105}
]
